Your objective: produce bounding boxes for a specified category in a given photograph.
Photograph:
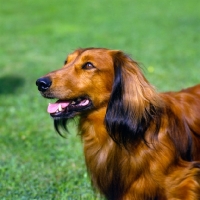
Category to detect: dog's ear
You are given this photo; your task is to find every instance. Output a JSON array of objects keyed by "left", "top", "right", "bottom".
[{"left": 105, "top": 51, "right": 162, "bottom": 147}]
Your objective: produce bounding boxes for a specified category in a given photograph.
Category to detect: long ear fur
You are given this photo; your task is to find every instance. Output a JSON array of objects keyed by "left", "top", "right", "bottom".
[{"left": 105, "top": 51, "right": 163, "bottom": 147}]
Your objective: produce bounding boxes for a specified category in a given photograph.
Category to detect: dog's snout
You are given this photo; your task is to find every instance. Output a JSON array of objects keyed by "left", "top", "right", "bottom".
[{"left": 36, "top": 77, "right": 52, "bottom": 92}]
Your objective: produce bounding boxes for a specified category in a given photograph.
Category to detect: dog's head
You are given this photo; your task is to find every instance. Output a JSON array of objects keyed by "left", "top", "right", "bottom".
[
  {"left": 36, "top": 48, "right": 115, "bottom": 119},
  {"left": 36, "top": 48, "right": 119, "bottom": 133},
  {"left": 36, "top": 47, "right": 162, "bottom": 144}
]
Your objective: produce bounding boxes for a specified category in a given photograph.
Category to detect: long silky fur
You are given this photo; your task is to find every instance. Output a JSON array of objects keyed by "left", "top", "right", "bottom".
[
  {"left": 105, "top": 51, "right": 163, "bottom": 148},
  {"left": 105, "top": 51, "right": 193, "bottom": 160},
  {"left": 165, "top": 108, "right": 193, "bottom": 161}
]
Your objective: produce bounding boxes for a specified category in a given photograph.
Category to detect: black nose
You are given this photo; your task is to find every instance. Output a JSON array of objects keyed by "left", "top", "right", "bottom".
[{"left": 36, "top": 77, "right": 52, "bottom": 92}]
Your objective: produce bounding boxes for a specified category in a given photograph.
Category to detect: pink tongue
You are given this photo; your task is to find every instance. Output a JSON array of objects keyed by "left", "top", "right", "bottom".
[{"left": 47, "top": 102, "right": 70, "bottom": 114}]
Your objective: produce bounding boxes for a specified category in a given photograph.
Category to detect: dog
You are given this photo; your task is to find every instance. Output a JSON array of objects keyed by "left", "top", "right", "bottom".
[{"left": 36, "top": 48, "right": 200, "bottom": 200}]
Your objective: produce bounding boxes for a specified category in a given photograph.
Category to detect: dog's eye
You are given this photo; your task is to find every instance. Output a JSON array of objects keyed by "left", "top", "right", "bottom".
[{"left": 82, "top": 62, "right": 95, "bottom": 70}]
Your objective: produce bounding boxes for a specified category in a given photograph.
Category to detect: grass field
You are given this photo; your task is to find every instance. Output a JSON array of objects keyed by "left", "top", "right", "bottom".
[{"left": 0, "top": 0, "right": 199, "bottom": 199}]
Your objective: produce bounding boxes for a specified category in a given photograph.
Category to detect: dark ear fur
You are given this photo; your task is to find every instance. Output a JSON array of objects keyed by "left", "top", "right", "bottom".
[{"left": 105, "top": 51, "right": 163, "bottom": 147}]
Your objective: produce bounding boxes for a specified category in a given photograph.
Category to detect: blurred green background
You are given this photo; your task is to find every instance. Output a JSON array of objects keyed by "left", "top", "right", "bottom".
[{"left": 0, "top": 0, "right": 199, "bottom": 199}]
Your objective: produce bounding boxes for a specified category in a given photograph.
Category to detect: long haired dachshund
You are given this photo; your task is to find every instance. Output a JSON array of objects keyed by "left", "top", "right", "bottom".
[{"left": 36, "top": 48, "right": 200, "bottom": 200}]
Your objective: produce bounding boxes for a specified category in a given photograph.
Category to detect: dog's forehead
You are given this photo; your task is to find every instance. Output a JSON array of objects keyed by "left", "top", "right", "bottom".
[
  {"left": 67, "top": 48, "right": 114, "bottom": 67},
  {"left": 81, "top": 49, "right": 112, "bottom": 60}
]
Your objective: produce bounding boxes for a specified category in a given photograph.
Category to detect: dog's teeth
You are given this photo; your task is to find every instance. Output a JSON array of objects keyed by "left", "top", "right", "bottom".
[
  {"left": 71, "top": 101, "right": 76, "bottom": 105},
  {"left": 58, "top": 104, "right": 62, "bottom": 111}
]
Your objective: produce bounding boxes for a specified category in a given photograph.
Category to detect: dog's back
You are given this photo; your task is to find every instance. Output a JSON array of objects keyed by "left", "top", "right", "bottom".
[{"left": 162, "top": 84, "right": 200, "bottom": 160}]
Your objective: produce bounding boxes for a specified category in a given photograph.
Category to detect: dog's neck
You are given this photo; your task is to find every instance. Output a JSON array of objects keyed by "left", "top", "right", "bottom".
[
  {"left": 80, "top": 107, "right": 111, "bottom": 153},
  {"left": 79, "top": 107, "right": 120, "bottom": 191}
]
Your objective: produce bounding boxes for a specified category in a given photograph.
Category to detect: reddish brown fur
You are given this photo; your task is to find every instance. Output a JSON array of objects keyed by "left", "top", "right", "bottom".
[{"left": 38, "top": 48, "right": 200, "bottom": 200}]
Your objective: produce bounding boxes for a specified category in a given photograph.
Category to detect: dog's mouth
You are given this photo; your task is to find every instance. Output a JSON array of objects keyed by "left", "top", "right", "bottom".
[{"left": 47, "top": 97, "right": 93, "bottom": 119}]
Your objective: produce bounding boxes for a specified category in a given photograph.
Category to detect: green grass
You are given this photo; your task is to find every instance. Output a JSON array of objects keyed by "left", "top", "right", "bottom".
[{"left": 0, "top": 0, "right": 199, "bottom": 199}]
